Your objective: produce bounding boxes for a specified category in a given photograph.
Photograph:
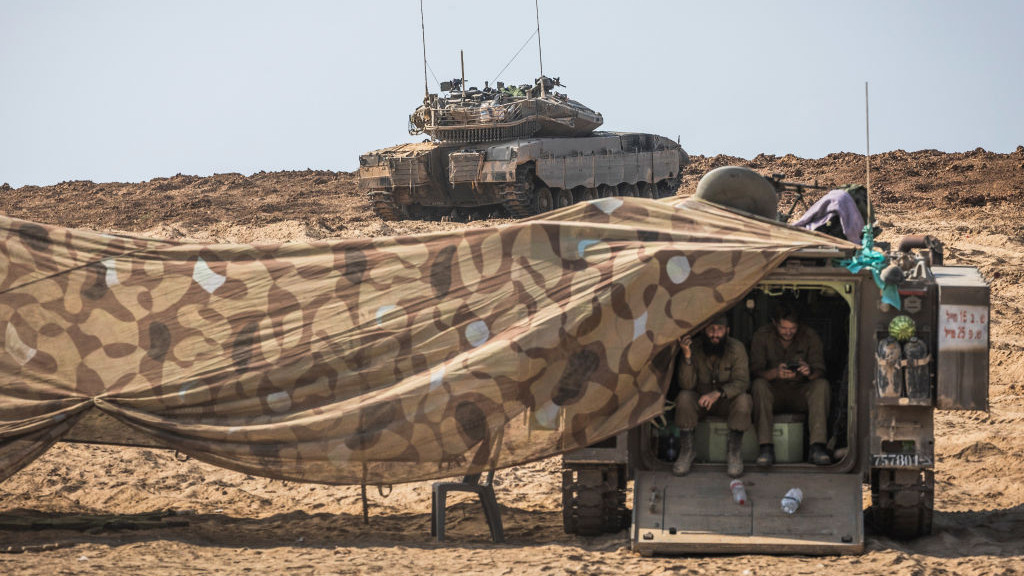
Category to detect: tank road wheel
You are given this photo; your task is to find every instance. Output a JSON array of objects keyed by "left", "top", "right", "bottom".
[
  {"left": 597, "top": 184, "right": 616, "bottom": 198},
  {"left": 656, "top": 179, "right": 681, "bottom": 198},
  {"left": 533, "top": 186, "right": 554, "bottom": 214},
  {"left": 555, "top": 189, "right": 573, "bottom": 209},
  {"left": 618, "top": 183, "right": 639, "bottom": 197},
  {"left": 637, "top": 182, "right": 655, "bottom": 199},
  {"left": 369, "top": 191, "right": 406, "bottom": 221},
  {"left": 869, "top": 468, "right": 934, "bottom": 539},
  {"left": 577, "top": 188, "right": 597, "bottom": 203},
  {"left": 502, "top": 164, "right": 537, "bottom": 219},
  {"left": 562, "top": 464, "right": 629, "bottom": 536}
]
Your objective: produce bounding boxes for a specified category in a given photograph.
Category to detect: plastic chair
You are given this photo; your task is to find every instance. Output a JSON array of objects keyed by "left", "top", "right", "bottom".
[{"left": 430, "top": 469, "right": 504, "bottom": 543}]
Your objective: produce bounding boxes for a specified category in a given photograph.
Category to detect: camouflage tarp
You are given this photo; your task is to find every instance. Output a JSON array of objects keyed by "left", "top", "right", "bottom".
[{"left": 0, "top": 197, "right": 852, "bottom": 485}]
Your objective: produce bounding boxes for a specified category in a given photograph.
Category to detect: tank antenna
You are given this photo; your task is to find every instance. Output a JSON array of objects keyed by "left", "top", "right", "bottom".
[
  {"left": 864, "top": 81, "right": 873, "bottom": 227},
  {"left": 420, "top": 0, "right": 428, "bottom": 98},
  {"left": 535, "top": 0, "right": 544, "bottom": 94},
  {"left": 460, "top": 50, "right": 466, "bottom": 97}
]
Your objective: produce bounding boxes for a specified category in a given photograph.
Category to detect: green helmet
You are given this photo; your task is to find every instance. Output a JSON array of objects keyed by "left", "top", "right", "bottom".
[{"left": 694, "top": 166, "right": 778, "bottom": 220}]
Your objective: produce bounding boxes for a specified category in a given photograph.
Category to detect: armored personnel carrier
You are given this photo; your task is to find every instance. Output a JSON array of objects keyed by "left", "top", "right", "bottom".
[
  {"left": 560, "top": 167, "right": 990, "bottom": 554},
  {"left": 359, "top": 75, "right": 688, "bottom": 220}
]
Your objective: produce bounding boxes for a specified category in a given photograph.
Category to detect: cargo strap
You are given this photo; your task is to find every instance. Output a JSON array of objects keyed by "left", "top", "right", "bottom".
[
  {"left": 875, "top": 355, "right": 931, "bottom": 368},
  {"left": 902, "top": 354, "right": 931, "bottom": 368}
]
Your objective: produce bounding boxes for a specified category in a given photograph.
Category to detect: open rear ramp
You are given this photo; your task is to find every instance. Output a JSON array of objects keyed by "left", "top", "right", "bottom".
[{"left": 632, "top": 470, "right": 864, "bottom": 555}]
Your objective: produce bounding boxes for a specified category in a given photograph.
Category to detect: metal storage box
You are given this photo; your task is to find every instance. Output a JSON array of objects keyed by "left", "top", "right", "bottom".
[
  {"left": 695, "top": 414, "right": 805, "bottom": 463},
  {"left": 932, "top": 266, "right": 990, "bottom": 410}
]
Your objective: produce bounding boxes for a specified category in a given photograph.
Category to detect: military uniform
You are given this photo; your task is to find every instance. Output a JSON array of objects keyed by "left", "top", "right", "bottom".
[
  {"left": 674, "top": 336, "right": 752, "bottom": 432},
  {"left": 749, "top": 324, "right": 830, "bottom": 446}
]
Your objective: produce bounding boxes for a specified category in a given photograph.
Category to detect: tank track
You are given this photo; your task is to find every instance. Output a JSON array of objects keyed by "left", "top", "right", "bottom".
[
  {"left": 369, "top": 191, "right": 405, "bottom": 221},
  {"left": 501, "top": 188, "right": 534, "bottom": 218},
  {"left": 375, "top": 175, "right": 676, "bottom": 222},
  {"left": 561, "top": 464, "right": 628, "bottom": 536},
  {"left": 869, "top": 468, "right": 934, "bottom": 538},
  {"left": 501, "top": 165, "right": 537, "bottom": 219}
]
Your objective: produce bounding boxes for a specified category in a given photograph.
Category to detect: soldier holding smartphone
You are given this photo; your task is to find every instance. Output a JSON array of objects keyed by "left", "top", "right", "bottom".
[{"left": 750, "top": 304, "right": 832, "bottom": 466}]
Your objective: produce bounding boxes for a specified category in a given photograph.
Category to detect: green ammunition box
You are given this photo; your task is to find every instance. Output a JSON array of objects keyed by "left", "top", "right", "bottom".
[{"left": 695, "top": 413, "right": 805, "bottom": 463}]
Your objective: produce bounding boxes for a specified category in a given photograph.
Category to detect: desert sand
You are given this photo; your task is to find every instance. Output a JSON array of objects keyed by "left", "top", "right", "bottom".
[{"left": 0, "top": 148, "right": 1022, "bottom": 575}]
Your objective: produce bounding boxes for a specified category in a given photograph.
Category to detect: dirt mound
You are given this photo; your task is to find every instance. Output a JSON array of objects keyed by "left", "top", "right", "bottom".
[
  {"left": 1, "top": 148, "right": 1023, "bottom": 574},
  {"left": 683, "top": 148, "right": 1024, "bottom": 211},
  {"left": 4, "top": 148, "right": 1022, "bottom": 240},
  {"left": 3, "top": 170, "right": 365, "bottom": 238}
]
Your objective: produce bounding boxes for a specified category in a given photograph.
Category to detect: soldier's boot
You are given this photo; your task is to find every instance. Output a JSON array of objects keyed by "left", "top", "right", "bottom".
[
  {"left": 672, "top": 429, "right": 696, "bottom": 476},
  {"left": 756, "top": 443, "right": 775, "bottom": 467},
  {"left": 809, "top": 442, "right": 832, "bottom": 466},
  {"left": 726, "top": 430, "right": 744, "bottom": 478}
]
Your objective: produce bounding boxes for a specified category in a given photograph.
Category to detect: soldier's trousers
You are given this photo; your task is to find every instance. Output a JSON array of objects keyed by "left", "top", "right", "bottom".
[
  {"left": 674, "top": 390, "right": 753, "bottom": 432},
  {"left": 751, "top": 377, "right": 830, "bottom": 445}
]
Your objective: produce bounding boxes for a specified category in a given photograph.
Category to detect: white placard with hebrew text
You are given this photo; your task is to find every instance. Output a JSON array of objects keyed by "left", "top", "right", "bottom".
[{"left": 938, "top": 305, "right": 988, "bottom": 351}]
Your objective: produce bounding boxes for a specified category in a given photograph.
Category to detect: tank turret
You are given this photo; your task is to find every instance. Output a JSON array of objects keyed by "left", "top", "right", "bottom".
[{"left": 408, "top": 75, "right": 604, "bottom": 143}]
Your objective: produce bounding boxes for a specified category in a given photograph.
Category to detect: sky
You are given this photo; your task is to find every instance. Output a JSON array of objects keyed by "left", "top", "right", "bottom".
[{"left": 1, "top": 0, "right": 1022, "bottom": 187}]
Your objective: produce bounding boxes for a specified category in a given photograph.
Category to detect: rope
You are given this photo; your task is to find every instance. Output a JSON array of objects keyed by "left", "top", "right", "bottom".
[
  {"left": 492, "top": 30, "right": 538, "bottom": 86},
  {"left": 426, "top": 62, "right": 442, "bottom": 92}
]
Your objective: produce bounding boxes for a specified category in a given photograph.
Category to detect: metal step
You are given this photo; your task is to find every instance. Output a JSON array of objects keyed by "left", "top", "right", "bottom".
[{"left": 632, "top": 470, "right": 864, "bottom": 555}]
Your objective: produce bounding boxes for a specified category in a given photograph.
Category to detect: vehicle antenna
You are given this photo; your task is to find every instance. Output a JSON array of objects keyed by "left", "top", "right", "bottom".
[
  {"left": 420, "top": 0, "right": 428, "bottom": 98},
  {"left": 864, "top": 81, "right": 873, "bottom": 228},
  {"left": 535, "top": 0, "right": 544, "bottom": 95},
  {"left": 460, "top": 49, "right": 466, "bottom": 97}
]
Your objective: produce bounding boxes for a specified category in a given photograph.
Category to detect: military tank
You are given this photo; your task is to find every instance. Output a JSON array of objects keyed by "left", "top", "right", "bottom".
[{"left": 359, "top": 75, "right": 688, "bottom": 220}]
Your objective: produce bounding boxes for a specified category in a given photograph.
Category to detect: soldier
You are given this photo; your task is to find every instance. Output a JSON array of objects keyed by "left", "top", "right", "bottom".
[
  {"left": 750, "top": 304, "right": 832, "bottom": 466},
  {"left": 673, "top": 315, "right": 752, "bottom": 478}
]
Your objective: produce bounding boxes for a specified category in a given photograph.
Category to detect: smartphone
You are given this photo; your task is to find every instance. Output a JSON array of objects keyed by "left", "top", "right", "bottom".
[{"left": 785, "top": 362, "right": 802, "bottom": 371}]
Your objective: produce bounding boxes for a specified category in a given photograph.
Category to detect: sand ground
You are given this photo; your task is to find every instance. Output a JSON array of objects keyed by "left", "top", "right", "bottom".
[{"left": 0, "top": 149, "right": 1022, "bottom": 574}]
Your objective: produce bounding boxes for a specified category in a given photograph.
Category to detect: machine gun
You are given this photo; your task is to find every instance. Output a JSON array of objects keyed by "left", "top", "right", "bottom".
[{"left": 765, "top": 173, "right": 830, "bottom": 223}]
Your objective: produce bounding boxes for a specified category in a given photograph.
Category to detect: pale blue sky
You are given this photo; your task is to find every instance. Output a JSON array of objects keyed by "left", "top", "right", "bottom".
[{"left": 1, "top": 0, "right": 1021, "bottom": 187}]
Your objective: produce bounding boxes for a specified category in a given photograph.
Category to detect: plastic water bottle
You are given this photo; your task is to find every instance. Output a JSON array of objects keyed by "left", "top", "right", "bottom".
[
  {"left": 781, "top": 488, "right": 803, "bottom": 514},
  {"left": 730, "top": 480, "right": 747, "bottom": 505}
]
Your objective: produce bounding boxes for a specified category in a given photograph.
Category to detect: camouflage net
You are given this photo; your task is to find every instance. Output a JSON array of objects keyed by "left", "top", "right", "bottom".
[{"left": 0, "top": 197, "right": 851, "bottom": 485}]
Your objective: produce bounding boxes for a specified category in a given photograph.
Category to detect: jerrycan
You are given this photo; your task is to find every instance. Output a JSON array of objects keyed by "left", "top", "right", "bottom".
[
  {"left": 903, "top": 336, "right": 931, "bottom": 400},
  {"left": 875, "top": 337, "right": 903, "bottom": 399}
]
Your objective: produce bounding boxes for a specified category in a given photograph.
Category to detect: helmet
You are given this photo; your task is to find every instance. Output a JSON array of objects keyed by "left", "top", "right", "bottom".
[{"left": 694, "top": 166, "right": 778, "bottom": 220}]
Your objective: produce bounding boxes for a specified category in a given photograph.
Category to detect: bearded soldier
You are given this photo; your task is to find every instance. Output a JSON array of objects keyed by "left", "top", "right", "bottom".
[{"left": 673, "top": 315, "right": 752, "bottom": 478}]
